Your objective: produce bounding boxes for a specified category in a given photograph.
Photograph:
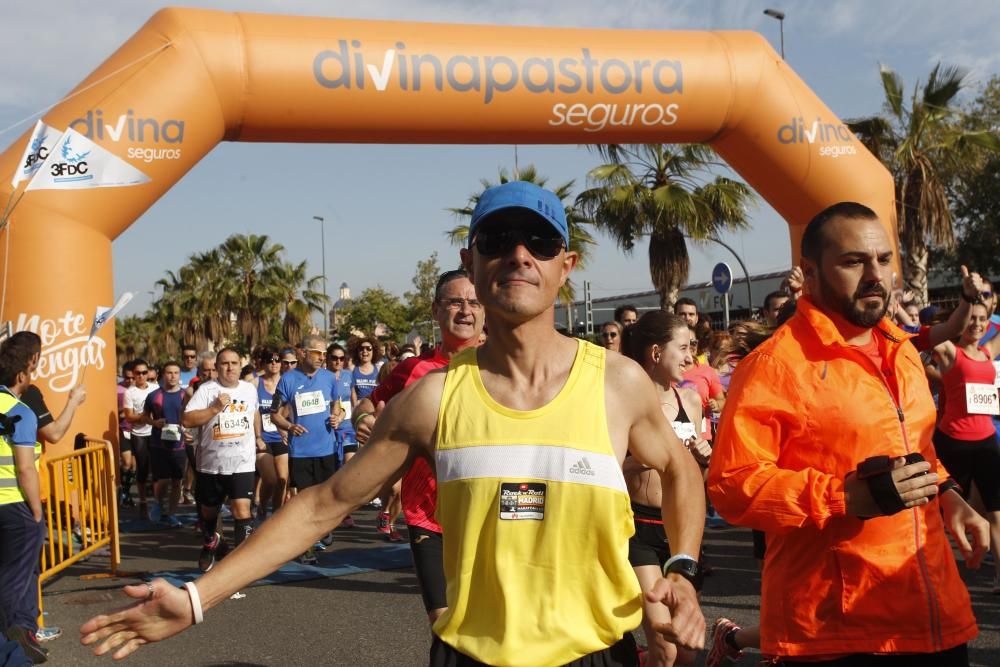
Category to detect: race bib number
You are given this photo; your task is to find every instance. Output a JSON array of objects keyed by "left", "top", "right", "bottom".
[
  {"left": 261, "top": 413, "right": 278, "bottom": 433},
  {"left": 161, "top": 424, "right": 182, "bottom": 442},
  {"left": 340, "top": 399, "right": 352, "bottom": 420},
  {"left": 295, "top": 390, "right": 326, "bottom": 417},
  {"left": 218, "top": 411, "right": 251, "bottom": 438},
  {"left": 966, "top": 383, "right": 1000, "bottom": 416},
  {"left": 499, "top": 482, "right": 546, "bottom": 520},
  {"left": 672, "top": 421, "right": 697, "bottom": 442}
]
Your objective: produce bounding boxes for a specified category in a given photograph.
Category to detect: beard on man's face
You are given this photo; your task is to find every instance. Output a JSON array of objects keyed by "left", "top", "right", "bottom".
[{"left": 819, "top": 275, "right": 889, "bottom": 329}]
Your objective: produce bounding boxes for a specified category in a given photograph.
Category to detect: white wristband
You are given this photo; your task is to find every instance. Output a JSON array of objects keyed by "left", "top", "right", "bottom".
[
  {"left": 662, "top": 553, "right": 698, "bottom": 574},
  {"left": 183, "top": 581, "right": 204, "bottom": 625}
]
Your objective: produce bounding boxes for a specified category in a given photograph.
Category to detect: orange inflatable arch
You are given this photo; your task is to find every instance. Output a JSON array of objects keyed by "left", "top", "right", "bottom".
[{"left": 0, "top": 8, "right": 894, "bottom": 455}]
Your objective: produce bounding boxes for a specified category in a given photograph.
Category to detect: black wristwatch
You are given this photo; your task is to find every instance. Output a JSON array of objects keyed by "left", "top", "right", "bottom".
[
  {"left": 663, "top": 555, "right": 702, "bottom": 591},
  {"left": 961, "top": 291, "right": 982, "bottom": 305}
]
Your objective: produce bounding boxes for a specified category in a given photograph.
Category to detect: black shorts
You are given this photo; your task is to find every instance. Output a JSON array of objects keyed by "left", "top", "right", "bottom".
[
  {"left": 195, "top": 471, "right": 255, "bottom": 508},
  {"left": 430, "top": 634, "right": 637, "bottom": 667},
  {"left": 409, "top": 526, "right": 446, "bottom": 612},
  {"left": 265, "top": 439, "right": 289, "bottom": 457},
  {"left": 290, "top": 454, "right": 337, "bottom": 490},
  {"left": 119, "top": 430, "right": 132, "bottom": 453},
  {"left": 151, "top": 448, "right": 186, "bottom": 481},
  {"left": 131, "top": 435, "right": 151, "bottom": 483},
  {"left": 933, "top": 429, "right": 1000, "bottom": 511},
  {"left": 342, "top": 442, "right": 360, "bottom": 454},
  {"left": 627, "top": 502, "right": 670, "bottom": 568}
]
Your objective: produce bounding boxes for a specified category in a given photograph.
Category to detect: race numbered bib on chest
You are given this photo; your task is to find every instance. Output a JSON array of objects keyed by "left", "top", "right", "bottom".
[
  {"left": 161, "top": 424, "right": 182, "bottom": 442},
  {"left": 261, "top": 413, "right": 277, "bottom": 432},
  {"left": 340, "top": 399, "right": 352, "bottom": 421},
  {"left": 499, "top": 482, "right": 546, "bottom": 520},
  {"left": 218, "top": 411, "right": 251, "bottom": 438},
  {"left": 672, "top": 421, "right": 697, "bottom": 442},
  {"left": 966, "top": 383, "right": 1000, "bottom": 416},
  {"left": 295, "top": 390, "right": 326, "bottom": 417}
]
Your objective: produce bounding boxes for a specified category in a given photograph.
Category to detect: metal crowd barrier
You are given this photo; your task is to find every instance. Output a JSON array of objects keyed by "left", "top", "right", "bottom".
[{"left": 37, "top": 439, "right": 121, "bottom": 628}]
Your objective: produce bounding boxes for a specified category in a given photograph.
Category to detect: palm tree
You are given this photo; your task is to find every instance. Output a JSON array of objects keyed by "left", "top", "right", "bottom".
[
  {"left": 446, "top": 165, "right": 596, "bottom": 305},
  {"left": 847, "top": 64, "right": 1000, "bottom": 303},
  {"left": 270, "top": 260, "right": 329, "bottom": 343},
  {"left": 577, "top": 144, "right": 755, "bottom": 309},
  {"left": 217, "top": 234, "right": 287, "bottom": 350}
]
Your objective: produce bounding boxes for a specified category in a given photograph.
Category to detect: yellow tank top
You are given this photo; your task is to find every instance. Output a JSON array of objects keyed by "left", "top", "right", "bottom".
[{"left": 433, "top": 340, "right": 641, "bottom": 666}]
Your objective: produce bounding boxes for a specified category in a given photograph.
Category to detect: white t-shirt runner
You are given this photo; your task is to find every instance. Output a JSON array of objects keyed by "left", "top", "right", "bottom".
[
  {"left": 123, "top": 383, "right": 159, "bottom": 437},
  {"left": 185, "top": 380, "right": 259, "bottom": 475}
]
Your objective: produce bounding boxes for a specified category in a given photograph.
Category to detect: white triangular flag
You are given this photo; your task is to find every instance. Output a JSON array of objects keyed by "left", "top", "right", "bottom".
[
  {"left": 89, "top": 292, "right": 134, "bottom": 340},
  {"left": 26, "top": 128, "right": 149, "bottom": 191},
  {"left": 11, "top": 120, "right": 63, "bottom": 188}
]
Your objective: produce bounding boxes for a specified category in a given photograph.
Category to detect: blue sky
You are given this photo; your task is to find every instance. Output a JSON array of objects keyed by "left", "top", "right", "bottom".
[{"left": 1, "top": 0, "right": 997, "bottom": 320}]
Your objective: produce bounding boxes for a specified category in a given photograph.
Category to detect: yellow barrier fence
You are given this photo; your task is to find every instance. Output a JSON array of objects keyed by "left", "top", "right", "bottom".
[{"left": 37, "top": 438, "right": 121, "bottom": 627}]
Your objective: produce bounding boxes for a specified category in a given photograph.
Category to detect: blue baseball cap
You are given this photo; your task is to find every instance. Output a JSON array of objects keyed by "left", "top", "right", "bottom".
[{"left": 469, "top": 181, "right": 569, "bottom": 246}]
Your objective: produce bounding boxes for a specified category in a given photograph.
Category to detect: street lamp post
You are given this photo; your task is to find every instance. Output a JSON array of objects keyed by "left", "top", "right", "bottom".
[
  {"left": 312, "top": 215, "right": 328, "bottom": 333},
  {"left": 763, "top": 8, "right": 785, "bottom": 59}
]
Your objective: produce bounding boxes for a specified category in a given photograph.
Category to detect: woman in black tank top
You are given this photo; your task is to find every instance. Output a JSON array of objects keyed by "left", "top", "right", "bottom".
[{"left": 620, "top": 311, "right": 707, "bottom": 667}]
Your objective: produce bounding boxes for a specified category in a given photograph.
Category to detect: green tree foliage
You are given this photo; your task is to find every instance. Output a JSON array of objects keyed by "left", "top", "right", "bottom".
[
  {"left": 447, "top": 165, "right": 596, "bottom": 305},
  {"left": 340, "top": 286, "right": 409, "bottom": 340},
  {"left": 848, "top": 64, "right": 1000, "bottom": 302},
  {"left": 576, "top": 144, "right": 755, "bottom": 309},
  {"left": 117, "top": 234, "right": 328, "bottom": 364},
  {"left": 405, "top": 251, "right": 442, "bottom": 341}
]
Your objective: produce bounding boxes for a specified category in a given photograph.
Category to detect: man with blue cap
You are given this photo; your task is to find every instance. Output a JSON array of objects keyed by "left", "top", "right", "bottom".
[{"left": 82, "top": 181, "right": 707, "bottom": 667}]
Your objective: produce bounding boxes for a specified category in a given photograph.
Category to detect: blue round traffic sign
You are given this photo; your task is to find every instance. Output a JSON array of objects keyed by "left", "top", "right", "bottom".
[{"left": 712, "top": 262, "right": 733, "bottom": 294}]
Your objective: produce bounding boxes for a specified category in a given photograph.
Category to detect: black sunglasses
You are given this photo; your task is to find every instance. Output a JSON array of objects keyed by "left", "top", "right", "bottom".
[
  {"left": 473, "top": 226, "right": 564, "bottom": 260},
  {"left": 266, "top": 357, "right": 282, "bottom": 363},
  {"left": 281, "top": 359, "right": 297, "bottom": 365},
  {"left": 601, "top": 331, "right": 618, "bottom": 339},
  {"left": 330, "top": 355, "right": 345, "bottom": 361}
]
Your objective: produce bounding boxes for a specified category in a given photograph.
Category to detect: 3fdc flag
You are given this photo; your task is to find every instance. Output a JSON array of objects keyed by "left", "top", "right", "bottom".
[
  {"left": 25, "top": 128, "right": 149, "bottom": 191},
  {"left": 10, "top": 120, "right": 63, "bottom": 188},
  {"left": 89, "top": 292, "right": 134, "bottom": 341}
]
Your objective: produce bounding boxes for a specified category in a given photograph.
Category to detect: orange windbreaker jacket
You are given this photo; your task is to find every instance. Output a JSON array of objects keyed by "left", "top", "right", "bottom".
[{"left": 707, "top": 297, "right": 976, "bottom": 658}]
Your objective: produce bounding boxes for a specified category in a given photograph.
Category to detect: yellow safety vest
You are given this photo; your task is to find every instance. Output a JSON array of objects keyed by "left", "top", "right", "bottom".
[
  {"left": 0, "top": 390, "right": 41, "bottom": 506},
  {"left": 432, "top": 340, "right": 641, "bottom": 666}
]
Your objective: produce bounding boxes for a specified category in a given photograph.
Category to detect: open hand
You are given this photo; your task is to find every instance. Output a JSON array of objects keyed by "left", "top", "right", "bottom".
[
  {"left": 645, "top": 575, "right": 705, "bottom": 651},
  {"left": 80, "top": 579, "right": 194, "bottom": 659}
]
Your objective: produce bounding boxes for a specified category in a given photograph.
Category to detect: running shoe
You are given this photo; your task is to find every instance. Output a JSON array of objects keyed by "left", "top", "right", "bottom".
[
  {"left": 163, "top": 514, "right": 183, "bottom": 528},
  {"left": 706, "top": 617, "right": 742, "bottom": 667},
  {"left": 148, "top": 500, "right": 162, "bottom": 523},
  {"left": 377, "top": 511, "right": 391, "bottom": 536},
  {"left": 298, "top": 548, "right": 318, "bottom": 565},
  {"left": 386, "top": 528, "right": 405, "bottom": 543},
  {"left": 198, "top": 532, "right": 221, "bottom": 572},
  {"left": 339, "top": 515, "right": 355, "bottom": 529},
  {"left": 5, "top": 625, "right": 48, "bottom": 663},
  {"left": 35, "top": 626, "right": 62, "bottom": 642},
  {"left": 368, "top": 497, "right": 383, "bottom": 509},
  {"left": 220, "top": 504, "right": 233, "bottom": 519},
  {"left": 320, "top": 531, "right": 335, "bottom": 548}
]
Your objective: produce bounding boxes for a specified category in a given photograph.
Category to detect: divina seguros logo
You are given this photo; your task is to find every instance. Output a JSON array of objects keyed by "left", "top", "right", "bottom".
[
  {"left": 778, "top": 116, "right": 858, "bottom": 159},
  {"left": 313, "top": 40, "right": 684, "bottom": 133},
  {"left": 69, "top": 109, "right": 185, "bottom": 163}
]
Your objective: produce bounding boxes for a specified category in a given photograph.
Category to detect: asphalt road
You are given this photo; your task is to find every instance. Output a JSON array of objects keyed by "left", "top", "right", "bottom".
[{"left": 38, "top": 508, "right": 1000, "bottom": 666}]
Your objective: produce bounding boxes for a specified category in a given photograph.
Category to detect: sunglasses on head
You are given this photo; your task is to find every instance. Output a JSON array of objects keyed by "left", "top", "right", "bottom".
[{"left": 472, "top": 226, "right": 564, "bottom": 260}]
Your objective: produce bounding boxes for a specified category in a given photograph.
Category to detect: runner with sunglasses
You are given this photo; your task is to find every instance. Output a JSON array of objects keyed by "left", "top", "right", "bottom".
[
  {"left": 82, "top": 181, "right": 706, "bottom": 666},
  {"left": 254, "top": 346, "right": 288, "bottom": 521},
  {"left": 326, "top": 343, "right": 358, "bottom": 528},
  {"left": 600, "top": 321, "right": 623, "bottom": 353}
]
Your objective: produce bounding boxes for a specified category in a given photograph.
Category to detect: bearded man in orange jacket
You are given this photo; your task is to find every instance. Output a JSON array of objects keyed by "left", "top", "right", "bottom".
[{"left": 708, "top": 201, "right": 988, "bottom": 666}]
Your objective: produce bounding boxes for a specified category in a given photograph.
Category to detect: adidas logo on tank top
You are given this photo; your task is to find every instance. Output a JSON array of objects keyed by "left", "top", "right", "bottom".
[{"left": 569, "top": 457, "right": 596, "bottom": 476}]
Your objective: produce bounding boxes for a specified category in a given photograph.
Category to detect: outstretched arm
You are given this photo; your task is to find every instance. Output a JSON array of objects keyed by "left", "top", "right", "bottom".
[{"left": 81, "top": 373, "right": 445, "bottom": 659}]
